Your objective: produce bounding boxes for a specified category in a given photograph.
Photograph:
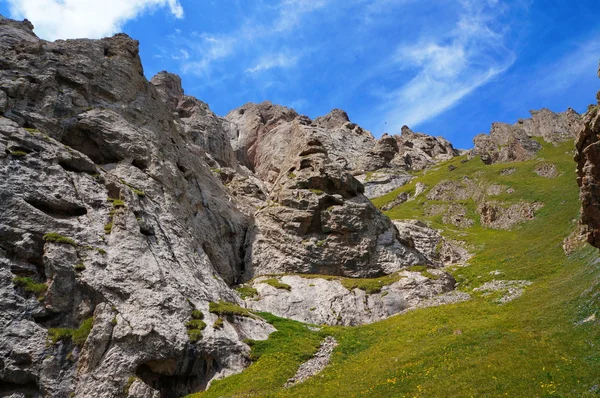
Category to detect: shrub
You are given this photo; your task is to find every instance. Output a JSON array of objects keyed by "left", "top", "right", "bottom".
[
  {"left": 191, "top": 310, "right": 204, "bottom": 320},
  {"left": 43, "top": 232, "right": 77, "bottom": 246},
  {"left": 263, "top": 278, "right": 292, "bottom": 291}
]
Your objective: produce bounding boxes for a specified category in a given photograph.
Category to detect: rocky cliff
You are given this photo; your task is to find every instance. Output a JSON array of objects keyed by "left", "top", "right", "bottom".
[
  {"left": 576, "top": 64, "right": 600, "bottom": 248},
  {"left": 0, "top": 17, "right": 461, "bottom": 397}
]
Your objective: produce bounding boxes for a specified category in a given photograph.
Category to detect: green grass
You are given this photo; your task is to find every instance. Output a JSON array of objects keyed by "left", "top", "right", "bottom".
[
  {"left": 74, "top": 263, "right": 86, "bottom": 272},
  {"left": 209, "top": 300, "right": 255, "bottom": 318},
  {"left": 190, "top": 142, "right": 600, "bottom": 397},
  {"left": 48, "top": 317, "right": 94, "bottom": 346},
  {"left": 189, "top": 313, "right": 327, "bottom": 398},
  {"left": 10, "top": 150, "right": 27, "bottom": 157},
  {"left": 103, "top": 222, "right": 113, "bottom": 234},
  {"left": 107, "top": 197, "right": 125, "bottom": 208},
  {"left": 263, "top": 278, "right": 292, "bottom": 291},
  {"left": 341, "top": 272, "right": 404, "bottom": 294},
  {"left": 12, "top": 277, "right": 47, "bottom": 294},
  {"left": 236, "top": 286, "right": 259, "bottom": 299},
  {"left": 43, "top": 232, "right": 77, "bottom": 246}
]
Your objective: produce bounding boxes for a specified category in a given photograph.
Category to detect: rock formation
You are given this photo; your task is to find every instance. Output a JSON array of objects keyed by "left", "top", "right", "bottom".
[
  {"left": 474, "top": 108, "right": 582, "bottom": 164},
  {"left": 575, "top": 63, "right": 600, "bottom": 248}
]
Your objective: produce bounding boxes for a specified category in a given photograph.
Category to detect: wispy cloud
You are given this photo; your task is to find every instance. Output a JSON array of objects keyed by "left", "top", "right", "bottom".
[
  {"left": 5, "top": 0, "right": 184, "bottom": 40},
  {"left": 246, "top": 52, "right": 300, "bottom": 74},
  {"left": 378, "top": 0, "right": 515, "bottom": 131},
  {"left": 168, "top": 0, "right": 328, "bottom": 78}
]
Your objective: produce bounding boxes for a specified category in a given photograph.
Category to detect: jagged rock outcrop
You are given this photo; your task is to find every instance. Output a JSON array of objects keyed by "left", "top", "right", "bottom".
[
  {"left": 474, "top": 108, "right": 582, "bottom": 164},
  {"left": 575, "top": 64, "right": 600, "bottom": 248},
  {"left": 243, "top": 130, "right": 427, "bottom": 279},
  {"left": 393, "top": 220, "right": 471, "bottom": 267},
  {"left": 395, "top": 126, "right": 461, "bottom": 171},
  {"left": 0, "top": 18, "right": 275, "bottom": 397}
]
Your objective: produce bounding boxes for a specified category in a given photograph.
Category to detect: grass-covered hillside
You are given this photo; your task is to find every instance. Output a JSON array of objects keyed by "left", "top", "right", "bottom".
[{"left": 191, "top": 140, "right": 600, "bottom": 397}]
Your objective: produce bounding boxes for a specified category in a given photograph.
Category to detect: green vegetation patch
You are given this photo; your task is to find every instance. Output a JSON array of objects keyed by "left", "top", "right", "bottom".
[
  {"left": 43, "top": 232, "right": 77, "bottom": 246},
  {"left": 189, "top": 313, "right": 327, "bottom": 398},
  {"left": 12, "top": 277, "right": 47, "bottom": 295},
  {"left": 236, "top": 286, "right": 259, "bottom": 299},
  {"left": 309, "top": 188, "right": 324, "bottom": 195},
  {"left": 107, "top": 197, "right": 125, "bottom": 208},
  {"left": 213, "top": 317, "right": 224, "bottom": 329},
  {"left": 10, "top": 150, "right": 28, "bottom": 157},
  {"left": 209, "top": 300, "right": 254, "bottom": 318},
  {"left": 48, "top": 317, "right": 94, "bottom": 346},
  {"left": 74, "top": 263, "right": 86, "bottom": 272},
  {"left": 263, "top": 278, "right": 292, "bottom": 291},
  {"left": 341, "top": 272, "right": 404, "bottom": 294}
]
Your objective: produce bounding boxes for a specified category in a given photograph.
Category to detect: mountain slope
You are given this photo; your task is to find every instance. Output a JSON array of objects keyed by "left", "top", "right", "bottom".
[{"left": 193, "top": 140, "right": 600, "bottom": 398}]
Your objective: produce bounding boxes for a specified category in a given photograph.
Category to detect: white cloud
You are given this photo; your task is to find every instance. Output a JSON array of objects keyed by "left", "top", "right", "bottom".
[
  {"left": 174, "top": 0, "right": 328, "bottom": 77},
  {"left": 379, "top": 0, "right": 515, "bottom": 131},
  {"left": 246, "top": 53, "right": 300, "bottom": 74},
  {"left": 5, "top": 0, "right": 184, "bottom": 40}
]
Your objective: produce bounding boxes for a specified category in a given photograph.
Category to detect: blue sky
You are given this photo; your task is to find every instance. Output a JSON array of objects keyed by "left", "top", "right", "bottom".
[{"left": 2, "top": 0, "right": 599, "bottom": 148}]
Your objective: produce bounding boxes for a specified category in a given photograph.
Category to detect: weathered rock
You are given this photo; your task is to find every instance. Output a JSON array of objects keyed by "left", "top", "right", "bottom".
[
  {"left": 477, "top": 201, "right": 544, "bottom": 229},
  {"left": 381, "top": 192, "right": 410, "bottom": 211},
  {"left": 356, "top": 171, "right": 412, "bottom": 199},
  {"left": 425, "top": 203, "right": 474, "bottom": 228},
  {"left": 393, "top": 220, "right": 471, "bottom": 267},
  {"left": 285, "top": 336, "right": 338, "bottom": 387},
  {"left": 575, "top": 67, "right": 600, "bottom": 247},
  {"left": 395, "top": 126, "right": 460, "bottom": 171},
  {"left": 474, "top": 108, "right": 582, "bottom": 164},
  {"left": 244, "top": 131, "right": 427, "bottom": 279},
  {"left": 473, "top": 280, "right": 532, "bottom": 304},
  {"left": 534, "top": 162, "right": 558, "bottom": 178},
  {"left": 0, "top": 19, "right": 274, "bottom": 398},
  {"left": 245, "top": 272, "right": 456, "bottom": 326}
]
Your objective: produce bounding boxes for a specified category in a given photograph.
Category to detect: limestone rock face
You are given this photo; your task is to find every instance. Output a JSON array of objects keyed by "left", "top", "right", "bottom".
[
  {"left": 0, "top": 19, "right": 274, "bottom": 398},
  {"left": 575, "top": 67, "right": 600, "bottom": 247},
  {"left": 244, "top": 273, "right": 460, "bottom": 326},
  {"left": 474, "top": 109, "right": 582, "bottom": 164},
  {"left": 242, "top": 130, "right": 427, "bottom": 279}
]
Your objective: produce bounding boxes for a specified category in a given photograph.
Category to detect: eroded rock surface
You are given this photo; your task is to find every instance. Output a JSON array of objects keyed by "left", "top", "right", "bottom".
[
  {"left": 245, "top": 272, "right": 456, "bottom": 326},
  {"left": 0, "top": 19, "right": 274, "bottom": 398},
  {"left": 474, "top": 108, "right": 582, "bottom": 164},
  {"left": 575, "top": 66, "right": 600, "bottom": 248}
]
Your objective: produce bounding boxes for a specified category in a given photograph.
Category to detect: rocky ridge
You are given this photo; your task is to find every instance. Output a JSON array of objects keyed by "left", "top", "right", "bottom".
[{"left": 473, "top": 108, "right": 582, "bottom": 164}]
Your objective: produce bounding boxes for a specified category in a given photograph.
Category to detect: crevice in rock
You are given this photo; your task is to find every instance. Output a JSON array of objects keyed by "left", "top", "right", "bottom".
[
  {"left": 135, "top": 352, "right": 220, "bottom": 398},
  {"left": 24, "top": 197, "right": 87, "bottom": 218},
  {"left": 131, "top": 158, "right": 148, "bottom": 171},
  {"left": 0, "top": 380, "right": 41, "bottom": 398}
]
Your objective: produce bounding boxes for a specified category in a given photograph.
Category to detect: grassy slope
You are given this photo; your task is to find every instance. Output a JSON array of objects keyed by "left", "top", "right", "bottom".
[{"left": 193, "top": 141, "right": 600, "bottom": 398}]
